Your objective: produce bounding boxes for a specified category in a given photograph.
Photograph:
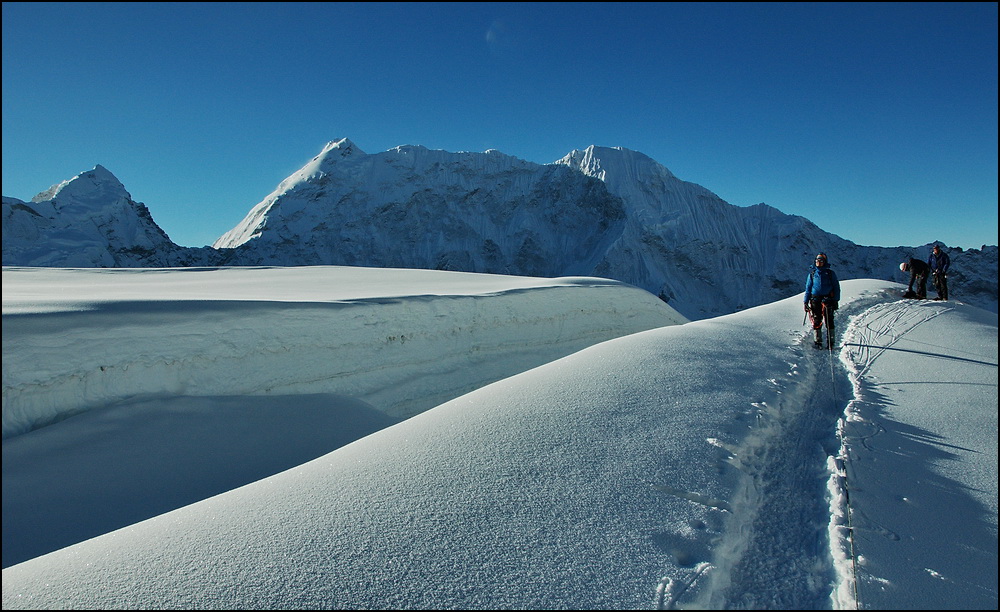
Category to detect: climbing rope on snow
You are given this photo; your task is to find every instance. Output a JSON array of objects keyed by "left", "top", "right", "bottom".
[{"left": 835, "top": 435, "right": 862, "bottom": 610}]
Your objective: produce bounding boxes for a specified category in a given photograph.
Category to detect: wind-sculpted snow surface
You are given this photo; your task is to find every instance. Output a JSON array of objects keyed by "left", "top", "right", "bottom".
[
  {"left": 832, "top": 298, "right": 998, "bottom": 609},
  {"left": 2, "top": 274, "right": 996, "bottom": 610},
  {"left": 1, "top": 281, "right": 831, "bottom": 609},
  {"left": 2, "top": 265, "right": 685, "bottom": 567},
  {"left": 2, "top": 266, "right": 683, "bottom": 440}
]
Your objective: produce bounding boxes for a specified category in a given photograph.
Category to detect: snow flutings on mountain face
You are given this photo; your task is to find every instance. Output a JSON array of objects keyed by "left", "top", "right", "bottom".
[
  {"left": 208, "top": 140, "right": 995, "bottom": 319},
  {"left": 212, "top": 139, "right": 631, "bottom": 286},
  {"left": 2, "top": 139, "right": 997, "bottom": 320},
  {"left": 212, "top": 138, "right": 365, "bottom": 248}
]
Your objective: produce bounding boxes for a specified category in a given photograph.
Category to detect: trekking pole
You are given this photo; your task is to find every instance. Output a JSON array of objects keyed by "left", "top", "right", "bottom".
[{"left": 824, "top": 302, "right": 835, "bottom": 351}]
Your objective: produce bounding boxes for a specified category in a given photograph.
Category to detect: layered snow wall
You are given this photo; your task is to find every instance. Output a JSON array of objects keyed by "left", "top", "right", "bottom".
[{"left": 2, "top": 266, "right": 686, "bottom": 439}]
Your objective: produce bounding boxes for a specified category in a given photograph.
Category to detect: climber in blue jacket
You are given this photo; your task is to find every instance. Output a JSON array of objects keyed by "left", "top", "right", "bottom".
[
  {"left": 928, "top": 243, "right": 950, "bottom": 301},
  {"left": 804, "top": 252, "right": 841, "bottom": 346}
]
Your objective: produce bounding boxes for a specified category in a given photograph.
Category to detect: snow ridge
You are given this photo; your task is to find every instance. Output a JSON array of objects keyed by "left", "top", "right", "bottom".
[{"left": 3, "top": 141, "right": 997, "bottom": 320}]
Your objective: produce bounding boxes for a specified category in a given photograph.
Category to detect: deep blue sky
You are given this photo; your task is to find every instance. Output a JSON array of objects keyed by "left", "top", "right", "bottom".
[{"left": 3, "top": 2, "right": 997, "bottom": 250}]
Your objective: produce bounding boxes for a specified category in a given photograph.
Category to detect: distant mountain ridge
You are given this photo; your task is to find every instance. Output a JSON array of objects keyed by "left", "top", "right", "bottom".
[{"left": 3, "top": 139, "right": 996, "bottom": 319}]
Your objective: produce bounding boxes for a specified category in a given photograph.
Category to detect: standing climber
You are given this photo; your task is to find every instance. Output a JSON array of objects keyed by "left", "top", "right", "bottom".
[
  {"left": 928, "top": 244, "right": 950, "bottom": 301},
  {"left": 804, "top": 253, "right": 841, "bottom": 347}
]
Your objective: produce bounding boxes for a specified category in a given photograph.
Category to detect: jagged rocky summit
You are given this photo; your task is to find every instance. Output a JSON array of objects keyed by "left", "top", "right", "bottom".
[{"left": 3, "top": 138, "right": 997, "bottom": 320}]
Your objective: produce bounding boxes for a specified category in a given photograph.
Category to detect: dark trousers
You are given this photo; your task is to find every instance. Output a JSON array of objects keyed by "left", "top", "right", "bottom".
[
  {"left": 908, "top": 273, "right": 927, "bottom": 299},
  {"left": 808, "top": 299, "right": 833, "bottom": 330},
  {"left": 933, "top": 272, "right": 948, "bottom": 300}
]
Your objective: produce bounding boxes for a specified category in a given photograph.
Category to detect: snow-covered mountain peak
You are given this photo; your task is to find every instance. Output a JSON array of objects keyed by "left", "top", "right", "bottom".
[
  {"left": 5, "top": 140, "right": 997, "bottom": 318},
  {"left": 31, "top": 164, "right": 130, "bottom": 208},
  {"left": 212, "top": 140, "right": 625, "bottom": 260},
  {"left": 388, "top": 144, "right": 428, "bottom": 154},
  {"left": 555, "top": 146, "right": 609, "bottom": 180},
  {"left": 379, "top": 144, "right": 531, "bottom": 176},
  {"left": 253, "top": 138, "right": 368, "bottom": 207},
  {"left": 1, "top": 163, "right": 186, "bottom": 268},
  {"left": 321, "top": 137, "right": 363, "bottom": 157},
  {"left": 555, "top": 145, "right": 678, "bottom": 185},
  {"left": 299, "top": 138, "right": 365, "bottom": 176}
]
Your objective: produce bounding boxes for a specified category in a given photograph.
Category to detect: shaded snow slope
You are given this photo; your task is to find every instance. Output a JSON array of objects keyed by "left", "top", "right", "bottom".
[{"left": 1, "top": 266, "right": 685, "bottom": 440}]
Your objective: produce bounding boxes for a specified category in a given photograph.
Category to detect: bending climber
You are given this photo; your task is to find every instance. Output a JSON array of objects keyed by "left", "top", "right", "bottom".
[{"left": 900, "top": 257, "right": 930, "bottom": 299}]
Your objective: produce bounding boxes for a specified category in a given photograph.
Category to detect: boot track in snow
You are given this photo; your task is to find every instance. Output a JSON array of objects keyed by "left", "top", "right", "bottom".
[{"left": 662, "top": 315, "right": 864, "bottom": 609}]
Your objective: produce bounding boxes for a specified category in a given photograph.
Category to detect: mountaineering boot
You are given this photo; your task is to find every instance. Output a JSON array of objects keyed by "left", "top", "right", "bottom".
[{"left": 814, "top": 328, "right": 823, "bottom": 346}]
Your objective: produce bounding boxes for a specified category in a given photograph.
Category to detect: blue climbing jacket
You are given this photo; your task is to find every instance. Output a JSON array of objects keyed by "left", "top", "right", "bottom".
[
  {"left": 804, "top": 264, "right": 841, "bottom": 303},
  {"left": 928, "top": 249, "right": 950, "bottom": 274}
]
